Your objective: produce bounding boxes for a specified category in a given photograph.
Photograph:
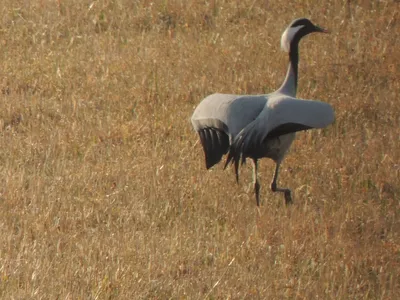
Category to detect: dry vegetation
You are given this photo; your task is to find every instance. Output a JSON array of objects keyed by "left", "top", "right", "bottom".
[{"left": 0, "top": 0, "right": 399, "bottom": 298}]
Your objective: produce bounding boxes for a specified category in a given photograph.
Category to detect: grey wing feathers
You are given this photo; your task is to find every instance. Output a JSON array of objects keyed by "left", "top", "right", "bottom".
[
  {"left": 198, "top": 127, "right": 230, "bottom": 169},
  {"left": 268, "top": 97, "right": 335, "bottom": 130},
  {"left": 191, "top": 93, "right": 268, "bottom": 138}
]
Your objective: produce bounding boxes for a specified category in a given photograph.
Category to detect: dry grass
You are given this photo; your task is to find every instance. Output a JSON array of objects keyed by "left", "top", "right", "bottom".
[{"left": 0, "top": 0, "right": 399, "bottom": 299}]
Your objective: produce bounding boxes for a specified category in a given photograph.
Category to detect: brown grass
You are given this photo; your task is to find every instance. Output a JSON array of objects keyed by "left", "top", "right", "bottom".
[{"left": 0, "top": 0, "right": 399, "bottom": 299}]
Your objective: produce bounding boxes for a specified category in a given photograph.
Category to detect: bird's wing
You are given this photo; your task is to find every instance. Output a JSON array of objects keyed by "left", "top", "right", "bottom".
[
  {"left": 266, "top": 96, "right": 335, "bottom": 137},
  {"left": 225, "top": 96, "right": 334, "bottom": 177},
  {"left": 191, "top": 93, "right": 267, "bottom": 136},
  {"left": 191, "top": 93, "right": 267, "bottom": 169}
]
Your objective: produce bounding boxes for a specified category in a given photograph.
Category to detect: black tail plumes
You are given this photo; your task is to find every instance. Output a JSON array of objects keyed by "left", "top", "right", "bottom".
[{"left": 224, "top": 130, "right": 252, "bottom": 183}]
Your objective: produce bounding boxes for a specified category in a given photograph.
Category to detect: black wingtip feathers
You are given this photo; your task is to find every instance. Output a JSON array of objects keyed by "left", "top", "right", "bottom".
[{"left": 198, "top": 127, "right": 229, "bottom": 170}]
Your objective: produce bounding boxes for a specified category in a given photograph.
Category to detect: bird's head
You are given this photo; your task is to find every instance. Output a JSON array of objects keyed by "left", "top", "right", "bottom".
[{"left": 281, "top": 18, "right": 329, "bottom": 53}]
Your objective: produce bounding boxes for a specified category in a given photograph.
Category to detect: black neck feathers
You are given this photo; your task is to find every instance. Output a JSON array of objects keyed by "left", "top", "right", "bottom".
[{"left": 288, "top": 41, "right": 300, "bottom": 93}]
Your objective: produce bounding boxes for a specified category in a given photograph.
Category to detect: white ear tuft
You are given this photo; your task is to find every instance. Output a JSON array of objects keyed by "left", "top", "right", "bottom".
[{"left": 281, "top": 25, "right": 305, "bottom": 52}]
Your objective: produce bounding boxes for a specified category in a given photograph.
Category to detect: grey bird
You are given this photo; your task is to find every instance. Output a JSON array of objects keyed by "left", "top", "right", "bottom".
[{"left": 191, "top": 18, "right": 334, "bottom": 206}]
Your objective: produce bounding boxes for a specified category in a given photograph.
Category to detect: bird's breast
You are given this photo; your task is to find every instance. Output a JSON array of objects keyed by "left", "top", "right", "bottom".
[{"left": 260, "top": 133, "right": 296, "bottom": 162}]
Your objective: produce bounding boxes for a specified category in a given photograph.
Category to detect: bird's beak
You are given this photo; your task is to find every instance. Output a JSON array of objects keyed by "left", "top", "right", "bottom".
[{"left": 315, "top": 25, "right": 329, "bottom": 34}]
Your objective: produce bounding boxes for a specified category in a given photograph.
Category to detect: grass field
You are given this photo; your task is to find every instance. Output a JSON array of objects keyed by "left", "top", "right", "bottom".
[{"left": 0, "top": 0, "right": 399, "bottom": 298}]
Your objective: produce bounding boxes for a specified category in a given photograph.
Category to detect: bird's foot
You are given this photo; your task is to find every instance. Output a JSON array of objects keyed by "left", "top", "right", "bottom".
[{"left": 284, "top": 190, "right": 292, "bottom": 205}]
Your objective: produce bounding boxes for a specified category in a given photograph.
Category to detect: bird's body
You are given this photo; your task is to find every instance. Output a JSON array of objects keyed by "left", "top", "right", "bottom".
[
  {"left": 191, "top": 18, "right": 335, "bottom": 206},
  {"left": 191, "top": 92, "right": 303, "bottom": 161}
]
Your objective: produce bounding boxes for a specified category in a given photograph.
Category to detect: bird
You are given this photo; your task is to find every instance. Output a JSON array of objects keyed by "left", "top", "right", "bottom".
[{"left": 191, "top": 18, "right": 334, "bottom": 206}]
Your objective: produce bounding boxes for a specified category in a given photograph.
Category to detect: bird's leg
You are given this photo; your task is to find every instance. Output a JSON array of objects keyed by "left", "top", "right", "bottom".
[
  {"left": 252, "top": 159, "right": 261, "bottom": 206},
  {"left": 270, "top": 162, "right": 292, "bottom": 205}
]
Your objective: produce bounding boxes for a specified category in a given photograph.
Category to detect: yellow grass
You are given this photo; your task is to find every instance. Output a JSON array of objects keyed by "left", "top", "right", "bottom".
[{"left": 0, "top": 0, "right": 399, "bottom": 298}]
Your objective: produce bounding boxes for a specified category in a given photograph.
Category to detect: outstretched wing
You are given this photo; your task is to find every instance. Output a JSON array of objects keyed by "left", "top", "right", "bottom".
[
  {"left": 265, "top": 96, "right": 335, "bottom": 135},
  {"left": 225, "top": 96, "right": 335, "bottom": 179}
]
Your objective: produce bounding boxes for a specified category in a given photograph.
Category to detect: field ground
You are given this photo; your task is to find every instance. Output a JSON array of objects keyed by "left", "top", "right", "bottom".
[{"left": 0, "top": 0, "right": 399, "bottom": 299}]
